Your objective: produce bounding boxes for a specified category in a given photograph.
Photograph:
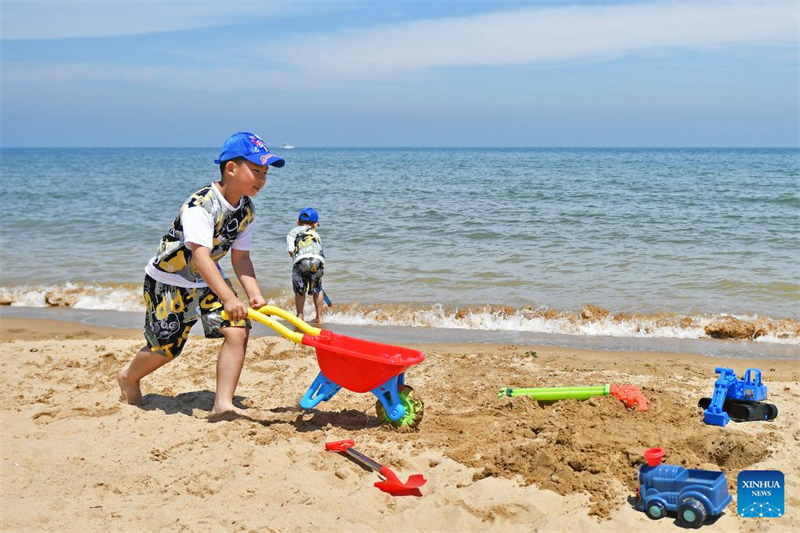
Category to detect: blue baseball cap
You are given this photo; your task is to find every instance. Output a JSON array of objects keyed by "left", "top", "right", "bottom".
[
  {"left": 298, "top": 207, "right": 319, "bottom": 223},
  {"left": 214, "top": 132, "right": 285, "bottom": 167}
]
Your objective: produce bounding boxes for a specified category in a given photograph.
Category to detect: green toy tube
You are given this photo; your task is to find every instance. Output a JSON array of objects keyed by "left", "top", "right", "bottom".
[{"left": 497, "top": 384, "right": 610, "bottom": 400}]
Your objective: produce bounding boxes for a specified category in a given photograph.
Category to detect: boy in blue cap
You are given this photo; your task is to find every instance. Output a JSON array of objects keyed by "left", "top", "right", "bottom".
[
  {"left": 118, "top": 132, "right": 285, "bottom": 415},
  {"left": 286, "top": 207, "right": 325, "bottom": 324}
]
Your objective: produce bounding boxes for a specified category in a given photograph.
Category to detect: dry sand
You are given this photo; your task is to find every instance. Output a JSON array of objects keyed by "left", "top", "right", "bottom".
[{"left": 1, "top": 317, "right": 798, "bottom": 532}]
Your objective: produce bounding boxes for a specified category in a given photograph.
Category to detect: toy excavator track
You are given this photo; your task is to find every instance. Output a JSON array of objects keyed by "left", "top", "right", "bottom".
[{"left": 698, "top": 397, "right": 778, "bottom": 422}]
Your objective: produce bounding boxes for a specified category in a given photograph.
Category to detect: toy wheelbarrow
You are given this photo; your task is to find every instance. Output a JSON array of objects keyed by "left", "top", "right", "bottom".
[{"left": 227, "top": 306, "right": 425, "bottom": 427}]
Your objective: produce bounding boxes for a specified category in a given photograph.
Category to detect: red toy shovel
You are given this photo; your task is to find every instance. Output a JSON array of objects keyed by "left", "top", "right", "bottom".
[{"left": 325, "top": 440, "right": 426, "bottom": 496}]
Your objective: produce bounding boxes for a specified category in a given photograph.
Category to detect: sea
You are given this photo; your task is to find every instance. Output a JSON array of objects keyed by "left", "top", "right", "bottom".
[{"left": 1, "top": 147, "right": 798, "bottom": 358}]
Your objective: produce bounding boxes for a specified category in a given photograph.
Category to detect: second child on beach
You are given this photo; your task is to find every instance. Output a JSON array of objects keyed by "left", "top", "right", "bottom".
[
  {"left": 287, "top": 207, "right": 326, "bottom": 324},
  {"left": 118, "top": 132, "right": 284, "bottom": 415}
]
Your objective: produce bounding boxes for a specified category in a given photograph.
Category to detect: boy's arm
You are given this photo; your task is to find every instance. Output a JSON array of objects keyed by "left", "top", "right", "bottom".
[
  {"left": 231, "top": 249, "right": 266, "bottom": 309},
  {"left": 189, "top": 244, "right": 247, "bottom": 321}
]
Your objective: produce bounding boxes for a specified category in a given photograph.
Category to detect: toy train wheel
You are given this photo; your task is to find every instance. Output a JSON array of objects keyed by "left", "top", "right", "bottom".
[
  {"left": 645, "top": 501, "right": 666, "bottom": 520},
  {"left": 376, "top": 385, "right": 424, "bottom": 429},
  {"left": 677, "top": 497, "right": 708, "bottom": 529}
]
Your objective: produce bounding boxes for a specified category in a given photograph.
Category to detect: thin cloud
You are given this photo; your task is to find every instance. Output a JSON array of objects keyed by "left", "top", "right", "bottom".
[
  {"left": 272, "top": 1, "right": 799, "bottom": 80},
  {"left": 3, "top": 1, "right": 797, "bottom": 91},
  {"left": 2, "top": 62, "right": 301, "bottom": 91},
  {"left": 0, "top": 0, "right": 301, "bottom": 40}
]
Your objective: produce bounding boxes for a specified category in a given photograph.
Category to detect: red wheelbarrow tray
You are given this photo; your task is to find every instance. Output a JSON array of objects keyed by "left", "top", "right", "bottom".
[{"left": 302, "top": 329, "right": 425, "bottom": 393}]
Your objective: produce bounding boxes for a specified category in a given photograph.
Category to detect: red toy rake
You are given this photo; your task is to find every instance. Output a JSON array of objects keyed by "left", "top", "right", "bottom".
[{"left": 325, "top": 440, "right": 426, "bottom": 496}]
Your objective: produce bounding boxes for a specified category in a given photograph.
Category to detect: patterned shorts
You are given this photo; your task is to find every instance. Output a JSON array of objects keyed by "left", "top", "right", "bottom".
[
  {"left": 142, "top": 274, "right": 250, "bottom": 358},
  {"left": 292, "top": 258, "right": 324, "bottom": 295}
]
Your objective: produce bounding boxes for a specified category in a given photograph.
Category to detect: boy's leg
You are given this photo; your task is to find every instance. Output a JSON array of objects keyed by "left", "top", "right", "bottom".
[
  {"left": 311, "top": 290, "right": 324, "bottom": 325},
  {"left": 198, "top": 279, "right": 251, "bottom": 415},
  {"left": 212, "top": 326, "right": 249, "bottom": 415},
  {"left": 295, "top": 293, "right": 306, "bottom": 321},
  {"left": 118, "top": 347, "right": 171, "bottom": 405},
  {"left": 292, "top": 263, "right": 306, "bottom": 320},
  {"left": 310, "top": 267, "right": 324, "bottom": 324},
  {"left": 121, "top": 274, "right": 192, "bottom": 405}
]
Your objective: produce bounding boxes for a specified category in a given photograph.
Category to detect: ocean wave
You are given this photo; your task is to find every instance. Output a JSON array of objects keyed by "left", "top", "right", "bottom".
[
  {"left": 322, "top": 303, "right": 800, "bottom": 345},
  {"left": 2, "top": 283, "right": 798, "bottom": 345},
  {"left": 0, "top": 282, "right": 144, "bottom": 311}
]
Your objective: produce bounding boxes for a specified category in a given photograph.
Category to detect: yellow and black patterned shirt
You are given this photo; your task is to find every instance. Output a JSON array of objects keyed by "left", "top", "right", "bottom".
[{"left": 145, "top": 184, "right": 255, "bottom": 288}]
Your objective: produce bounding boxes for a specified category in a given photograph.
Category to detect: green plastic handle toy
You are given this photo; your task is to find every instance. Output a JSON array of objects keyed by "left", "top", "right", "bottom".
[
  {"left": 498, "top": 385, "right": 610, "bottom": 400},
  {"left": 498, "top": 383, "right": 648, "bottom": 411}
]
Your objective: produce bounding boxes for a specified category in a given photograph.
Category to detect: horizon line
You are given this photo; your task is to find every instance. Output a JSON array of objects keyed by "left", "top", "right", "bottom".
[{"left": 1, "top": 145, "right": 798, "bottom": 150}]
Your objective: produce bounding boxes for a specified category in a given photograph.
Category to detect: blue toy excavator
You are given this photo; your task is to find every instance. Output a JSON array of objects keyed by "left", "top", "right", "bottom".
[{"left": 698, "top": 367, "right": 778, "bottom": 427}]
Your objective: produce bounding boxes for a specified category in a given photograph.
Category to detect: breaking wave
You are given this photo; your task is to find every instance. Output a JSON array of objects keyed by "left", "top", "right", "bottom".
[
  {"left": 0, "top": 282, "right": 143, "bottom": 311},
  {"left": 2, "top": 283, "right": 798, "bottom": 345},
  {"left": 321, "top": 303, "right": 800, "bottom": 345}
]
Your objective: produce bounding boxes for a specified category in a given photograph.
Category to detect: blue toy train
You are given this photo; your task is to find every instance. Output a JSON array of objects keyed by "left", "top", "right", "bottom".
[{"left": 638, "top": 448, "right": 731, "bottom": 528}]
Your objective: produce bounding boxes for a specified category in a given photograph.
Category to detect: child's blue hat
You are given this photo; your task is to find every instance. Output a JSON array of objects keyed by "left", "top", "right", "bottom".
[
  {"left": 298, "top": 207, "right": 319, "bottom": 223},
  {"left": 214, "top": 132, "right": 285, "bottom": 167}
]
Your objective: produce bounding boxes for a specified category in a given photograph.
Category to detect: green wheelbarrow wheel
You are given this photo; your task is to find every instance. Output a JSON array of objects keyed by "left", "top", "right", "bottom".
[{"left": 376, "top": 385, "right": 424, "bottom": 428}]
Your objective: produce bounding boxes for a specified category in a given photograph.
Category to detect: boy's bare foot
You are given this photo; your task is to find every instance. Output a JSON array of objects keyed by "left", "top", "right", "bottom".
[
  {"left": 210, "top": 403, "right": 247, "bottom": 416},
  {"left": 117, "top": 369, "right": 143, "bottom": 405},
  {"left": 311, "top": 317, "right": 323, "bottom": 326}
]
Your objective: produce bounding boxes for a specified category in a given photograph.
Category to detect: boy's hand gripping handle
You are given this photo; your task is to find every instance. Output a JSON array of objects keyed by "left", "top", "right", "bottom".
[{"left": 221, "top": 306, "right": 322, "bottom": 345}]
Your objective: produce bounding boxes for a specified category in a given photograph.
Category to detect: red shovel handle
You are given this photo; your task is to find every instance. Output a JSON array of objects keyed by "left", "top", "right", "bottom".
[
  {"left": 325, "top": 440, "right": 355, "bottom": 452},
  {"left": 326, "top": 440, "right": 384, "bottom": 471}
]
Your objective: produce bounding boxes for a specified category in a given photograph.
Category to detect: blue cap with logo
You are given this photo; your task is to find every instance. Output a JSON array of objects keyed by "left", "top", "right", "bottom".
[
  {"left": 214, "top": 132, "right": 285, "bottom": 167},
  {"left": 298, "top": 207, "right": 319, "bottom": 223}
]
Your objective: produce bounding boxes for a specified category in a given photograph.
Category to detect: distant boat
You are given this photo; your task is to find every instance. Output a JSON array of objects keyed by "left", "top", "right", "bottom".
[{"left": 280, "top": 143, "right": 296, "bottom": 149}]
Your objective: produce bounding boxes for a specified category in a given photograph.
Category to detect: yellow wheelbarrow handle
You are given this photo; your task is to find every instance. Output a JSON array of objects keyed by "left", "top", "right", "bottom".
[{"left": 221, "top": 305, "right": 321, "bottom": 345}]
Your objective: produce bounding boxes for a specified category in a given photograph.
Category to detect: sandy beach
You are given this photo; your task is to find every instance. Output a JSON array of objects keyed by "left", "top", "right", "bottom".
[{"left": 0, "top": 317, "right": 797, "bottom": 532}]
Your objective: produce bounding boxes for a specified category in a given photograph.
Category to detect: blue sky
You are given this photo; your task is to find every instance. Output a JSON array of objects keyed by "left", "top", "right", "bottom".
[{"left": 1, "top": 0, "right": 798, "bottom": 147}]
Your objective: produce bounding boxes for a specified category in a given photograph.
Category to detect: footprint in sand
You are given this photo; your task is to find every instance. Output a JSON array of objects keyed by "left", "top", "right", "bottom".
[{"left": 32, "top": 405, "right": 120, "bottom": 423}]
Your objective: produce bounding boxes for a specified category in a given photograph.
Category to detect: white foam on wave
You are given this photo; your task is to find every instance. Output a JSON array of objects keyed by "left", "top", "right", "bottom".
[
  {"left": 3, "top": 284, "right": 798, "bottom": 345},
  {"left": 72, "top": 287, "right": 144, "bottom": 311},
  {"left": 0, "top": 283, "right": 144, "bottom": 312},
  {"left": 323, "top": 305, "right": 799, "bottom": 345},
  {"left": 325, "top": 306, "right": 702, "bottom": 336},
  {"left": 753, "top": 333, "right": 800, "bottom": 345}
]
